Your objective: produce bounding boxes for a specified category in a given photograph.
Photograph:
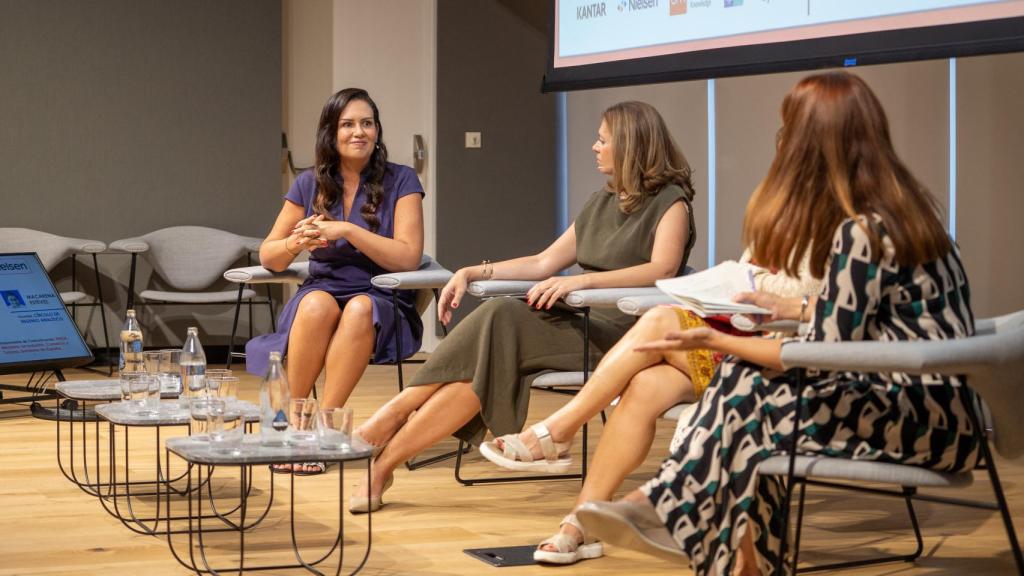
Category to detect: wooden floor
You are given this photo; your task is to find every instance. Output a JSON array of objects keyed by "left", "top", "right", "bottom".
[{"left": 0, "top": 363, "right": 1021, "bottom": 575}]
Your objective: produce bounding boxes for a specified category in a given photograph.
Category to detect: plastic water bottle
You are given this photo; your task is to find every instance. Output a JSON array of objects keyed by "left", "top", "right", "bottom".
[
  {"left": 260, "top": 351, "right": 291, "bottom": 446},
  {"left": 179, "top": 327, "right": 207, "bottom": 408},
  {"left": 119, "top": 309, "right": 144, "bottom": 373}
]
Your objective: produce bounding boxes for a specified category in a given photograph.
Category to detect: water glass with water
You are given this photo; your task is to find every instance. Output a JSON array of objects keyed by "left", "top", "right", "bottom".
[
  {"left": 120, "top": 371, "right": 146, "bottom": 403},
  {"left": 143, "top": 351, "right": 162, "bottom": 375},
  {"left": 144, "top": 374, "right": 162, "bottom": 413},
  {"left": 159, "top": 349, "right": 184, "bottom": 405},
  {"left": 190, "top": 398, "right": 218, "bottom": 438},
  {"left": 286, "top": 398, "right": 318, "bottom": 447},
  {"left": 207, "top": 401, "right": 243, "bottom": 454},
  {"left": 205, "top": 369, "right": 232, "bottom": 396},
  {"left": 210, "top": 375, "right": 239, "bottom": 403},
  {"left": 317, "top": 407, "right": 353, "bottom": 451}
]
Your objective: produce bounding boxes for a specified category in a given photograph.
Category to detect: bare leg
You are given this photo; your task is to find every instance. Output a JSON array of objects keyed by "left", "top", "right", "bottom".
[
  {"left": 542, "top": 363, "right": 694, "bottom": 551},
  {"left": 319, "top": 295, "right": 375, "bottom": 409},
  {"left": 501, "top": 306, "right": 695, "bottom": 456},
  {"left": 353, "top": 381, "right": 480, "bottom": 500},
  {"left": 285, "top": 291, "right": 340, "bottom": 399},
  {"left": 735, "top": 527, "right": 759, "bottom": 576},
  {"left": 354, "top": 383, "right": 442, "bottom": 446}
]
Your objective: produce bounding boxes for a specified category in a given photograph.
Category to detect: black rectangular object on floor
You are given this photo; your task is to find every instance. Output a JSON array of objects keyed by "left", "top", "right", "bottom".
[{"left": 463, "top": 545, "right": 537, "bottom": 567}]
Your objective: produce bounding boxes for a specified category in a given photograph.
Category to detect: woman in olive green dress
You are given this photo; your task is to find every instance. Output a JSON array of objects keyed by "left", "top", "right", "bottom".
[{"left": 349, "top": 101, "right": 697, "bottom": 513}]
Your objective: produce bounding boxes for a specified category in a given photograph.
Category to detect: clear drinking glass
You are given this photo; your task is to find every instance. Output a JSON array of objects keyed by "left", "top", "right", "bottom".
[
  {"left": 207, "top": 401, "right": 243, "bottom": 454},
  {"left": 317, "top": 407, "right": 353, "bottom": 450},
  {"left": 159, "top": 349, "right": 184, "bottom": 405},
  {"left": 210, "top": 375, "right": 239, "bottom": 403},
  {"left": 286, "top": 397, "right": 318, "bottom": 447},
  {"left": 119, "top": 371, "right": 146, "bottom": 403},
  {"left": 143, "top": 351, "right": 162, "bottom": 375},
  {"left": 205, "top": 369, "right": 232, "bottom": 396},
  {"left": 189, "top": 398, "right": 219, "bottom": 438},
  {"left": 144, "top": 374, "right": 162, "bottom": 413}
]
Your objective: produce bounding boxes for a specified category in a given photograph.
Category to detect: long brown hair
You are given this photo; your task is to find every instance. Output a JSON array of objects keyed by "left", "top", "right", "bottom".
[
  {"left": 313, "top": 88, "right": 388, "bottom": 233},
  {"left": 603, "top": 101, "right": 695, "bottom": 213},
  {"left": 743, "top": 72, "right": 951, "bottom": 278}
]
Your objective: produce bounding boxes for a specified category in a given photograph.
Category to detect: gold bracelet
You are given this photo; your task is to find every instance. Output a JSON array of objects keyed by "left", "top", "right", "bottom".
[
  {"left": 284, "top": 237, "right": 300, "bottom": 256},
  {"left": 799, "top": 295, "right": 810, "bottom": 323},
  {"left": 481, "top": 259, "right": 493, "bottom": 280}
]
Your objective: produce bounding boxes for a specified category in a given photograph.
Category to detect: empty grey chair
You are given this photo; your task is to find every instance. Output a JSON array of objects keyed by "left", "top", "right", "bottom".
[
  {"left": 0, "top": 228, "right": 110, "bottom": 365},
  {"left": 110, "top": 226, "right": 269, "bottom": 345},
  {"left": 761, "top": 308, "right": 1024, "bottom": 574}
]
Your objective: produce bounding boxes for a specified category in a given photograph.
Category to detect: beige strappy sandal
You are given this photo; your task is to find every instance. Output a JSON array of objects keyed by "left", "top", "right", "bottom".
[
  {"left": 533, "top": 512, "right": 604, "bottom": 565},
  {"left": 479, "top": 423, "right": 572, "bottom": 473}
]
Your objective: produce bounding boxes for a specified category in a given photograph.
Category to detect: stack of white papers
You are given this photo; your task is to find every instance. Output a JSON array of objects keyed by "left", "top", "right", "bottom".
[{"left": 655, "top": 260, "right": 771, "bottom": 317}]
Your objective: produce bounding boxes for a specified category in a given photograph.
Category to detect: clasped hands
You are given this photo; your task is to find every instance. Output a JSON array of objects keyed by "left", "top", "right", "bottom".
[
  {"left": 288, "top": 214, "right": 351, "bottom": 253},
  {"left": 634, "top": 291, "right": 805, "bottom": 353}
]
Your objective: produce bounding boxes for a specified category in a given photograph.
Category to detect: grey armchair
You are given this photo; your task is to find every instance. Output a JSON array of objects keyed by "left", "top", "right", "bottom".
[
  {"left": 0, "top": 228, "right": 110, "bottom": 366},
  {"left": 110, "top": 226, "right": 269, "bottom": 348},
  {"left": 759, "top": 309, "right": 1024, "bottom": 574},
  {"left": 223, "top": 255, "right": 452, "bottom": 376}
]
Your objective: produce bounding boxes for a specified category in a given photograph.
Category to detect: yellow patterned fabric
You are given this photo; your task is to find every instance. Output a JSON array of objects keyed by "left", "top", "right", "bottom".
[{"left": 668, "top": 306, "right": 718, "bottom": 399}]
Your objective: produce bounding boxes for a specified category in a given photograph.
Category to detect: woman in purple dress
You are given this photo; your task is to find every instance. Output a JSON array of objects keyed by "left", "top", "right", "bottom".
[{"left": 249, "top": 88, "right": 424, "bottom": 473}]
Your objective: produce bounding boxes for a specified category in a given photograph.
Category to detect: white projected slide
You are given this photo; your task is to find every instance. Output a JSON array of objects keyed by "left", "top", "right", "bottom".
[{"left": 556, "top": 0, "right": 1024, "bottom": 67}]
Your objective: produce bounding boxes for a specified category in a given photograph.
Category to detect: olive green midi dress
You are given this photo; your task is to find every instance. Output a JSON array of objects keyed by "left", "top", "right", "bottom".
[{"left": 408, "top": 185, "right": 695, "bottom": 444}]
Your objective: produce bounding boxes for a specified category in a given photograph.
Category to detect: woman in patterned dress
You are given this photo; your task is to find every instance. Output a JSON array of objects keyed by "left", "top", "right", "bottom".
[{"left": 577, "top": 71, "right": 979, "bottom": 575}]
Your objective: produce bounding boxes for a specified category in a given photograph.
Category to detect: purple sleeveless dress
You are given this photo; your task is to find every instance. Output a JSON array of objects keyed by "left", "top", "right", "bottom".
[{"left": 245, "top": 163, "right": 424, "bottom": 376}]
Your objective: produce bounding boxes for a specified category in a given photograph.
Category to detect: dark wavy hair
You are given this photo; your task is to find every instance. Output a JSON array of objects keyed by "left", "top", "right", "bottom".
[{"left": 313, "top": 88, "right": 389, "bottom": 232}]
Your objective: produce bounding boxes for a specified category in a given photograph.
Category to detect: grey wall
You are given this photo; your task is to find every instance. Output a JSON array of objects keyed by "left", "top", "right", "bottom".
[
  {"left": 436, "top": 0, "right": 556, "bottom": 325},
  {"left": 958, "top": 53, "right": 1024, "bottom": 318},
  {"left": 567, "top": 82, "right": 709, "bottom": 271},
  {"left": 1, "top": 0, "right": 282, "bottom": 348}
]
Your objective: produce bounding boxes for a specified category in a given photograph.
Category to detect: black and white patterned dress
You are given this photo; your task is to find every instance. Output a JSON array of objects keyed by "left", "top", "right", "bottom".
[{"left": 642, "top": 216, "right": 980, "bottom": 575}]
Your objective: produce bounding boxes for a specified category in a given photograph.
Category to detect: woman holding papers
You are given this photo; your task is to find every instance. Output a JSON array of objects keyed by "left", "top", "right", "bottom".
[
  {"left": 348, "top": 101, "right": 697, "bottom": 513},
  {"left": 576, "top": 72, "right": 978, "bottom": 576}
]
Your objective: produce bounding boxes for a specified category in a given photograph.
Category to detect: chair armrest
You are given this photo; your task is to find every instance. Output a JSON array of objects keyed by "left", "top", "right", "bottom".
[
  {"left": 564, "top": 287, "right": 662, "bottom": 309},
  {"left": 779, "top": 336, "right": 1009, "bottom": 377},
  {"left": 223, "top": 262, "right": 309, "bottom": 285},
  {"left": 730, "top": 315, "right": 801, "bottom": 334},
  {"left": 371, "top": 257, "right": 453, "bottom": 290},
  {"left": 467, "top": 280, "right": 539, "bottom": 298},
  {"left": 108, "top": 237, "right": 150, "bottom": 253},
  {"left": 616, "top": 293, "right": 676, "bottom": 316},
  {"left": 372, "top": 268, "right": 453, "bottom": 290},
  {"left": 67, "top": 238, "right": 107, "bottom": 254}
]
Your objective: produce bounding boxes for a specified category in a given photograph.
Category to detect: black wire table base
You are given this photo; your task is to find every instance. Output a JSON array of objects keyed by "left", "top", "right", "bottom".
[{"left": 162, "top": 452, "right": 372, "bottom": 576}]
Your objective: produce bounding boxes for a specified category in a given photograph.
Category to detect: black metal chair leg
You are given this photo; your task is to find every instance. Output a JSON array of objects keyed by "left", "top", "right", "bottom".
[
  {"left": 777, "top": 368, "right": 806, "bottom": 576},
  {"left": 793, "top": 480, "right": 807, "bottom": 570},
  {"left": 226, "top": 283, "right": 244, "bottom": 369},
  {"left": 92, "top": 254, "right": 113, "bottom": 375},
  {"left": 965, "top": 400, "right": 1024, "bottom": 574},
  {"left": 265, "top": 284, "right": 276, "bottom": 332}
]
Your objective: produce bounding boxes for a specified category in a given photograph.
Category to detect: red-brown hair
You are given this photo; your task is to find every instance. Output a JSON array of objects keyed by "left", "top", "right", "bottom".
[{"left": 743, "top": 72, "right": 951, "bottom": 278}]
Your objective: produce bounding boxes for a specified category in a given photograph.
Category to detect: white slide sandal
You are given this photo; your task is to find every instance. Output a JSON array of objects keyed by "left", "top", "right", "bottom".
[
  {"left": 533, "top": 513, "right": 604, "bottom": 565},
  {"left": 478, "top": 422, "right": 572, "bottom": 474}
]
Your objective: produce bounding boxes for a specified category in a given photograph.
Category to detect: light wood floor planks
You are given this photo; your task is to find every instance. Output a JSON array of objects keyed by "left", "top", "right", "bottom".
[{"left": 0, "top": 364, "right": 1021, "bottom": 575}]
